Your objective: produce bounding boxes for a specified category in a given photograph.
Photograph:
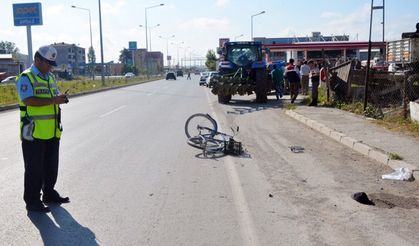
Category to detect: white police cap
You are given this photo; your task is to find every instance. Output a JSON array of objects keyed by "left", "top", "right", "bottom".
[{"left": 36, "top": 45, "right": 58, "bottom": 66}]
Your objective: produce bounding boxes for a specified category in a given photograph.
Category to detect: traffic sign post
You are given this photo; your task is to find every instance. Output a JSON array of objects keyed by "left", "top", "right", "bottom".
[
  {"left": 13, "top": 2, "right": 43, "bottom": 65},
  {"left": 128, "top": 41, "right": 137, "bottom": 68}
]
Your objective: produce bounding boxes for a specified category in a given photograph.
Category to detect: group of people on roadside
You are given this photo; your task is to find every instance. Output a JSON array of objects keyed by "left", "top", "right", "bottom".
[{"left": 270, "top": 58, "right": 324, "bottom": 106}]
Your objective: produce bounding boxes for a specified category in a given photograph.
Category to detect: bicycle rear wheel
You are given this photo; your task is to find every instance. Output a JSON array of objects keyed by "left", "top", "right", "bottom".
[
  {"left": 185, "top": 113, "right": 218, "bottom": 139},
  {"left": 187, "top": 136, "right": 223, "bottom": 151}
]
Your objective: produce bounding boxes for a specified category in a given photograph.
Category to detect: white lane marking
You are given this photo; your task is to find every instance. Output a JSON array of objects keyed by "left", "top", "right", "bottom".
[
  {"left": 99, "top": 105, "right": 127, "bottom": 118},
  {"left": 1, "top": 157, "right": 8, "bottom": 161},
  {"left": 205, "top": 90, "right": 260, "bottom": 246}
]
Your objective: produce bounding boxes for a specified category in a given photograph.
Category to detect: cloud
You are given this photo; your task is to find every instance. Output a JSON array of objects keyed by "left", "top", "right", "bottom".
[
  {"left": 43, "top": 5, "right": 65, "bottom": 17},
  {"left": 215, "top": 0, "right": 230, "bottom": 7},
  {"left": 320, "top": 11, "right": 341, "bottom": 19},
  {"left": 103, "top": 0, "right": 126, "bottom": 15},
  {"left": 314, "top": 4, "right": 371, "bottom": 40},
  {"left": 178, "top": 17, "right": 229, "bottom": 31}
]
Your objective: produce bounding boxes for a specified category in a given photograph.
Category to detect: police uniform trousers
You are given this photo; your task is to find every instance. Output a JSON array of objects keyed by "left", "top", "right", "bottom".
[{"left": 22, "top": 138, "right": 60, "bottom": 205}]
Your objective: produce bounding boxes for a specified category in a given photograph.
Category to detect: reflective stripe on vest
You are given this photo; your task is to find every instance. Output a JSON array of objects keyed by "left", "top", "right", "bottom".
[{"left": 17, "top": 69, "right": 61, "bottom": 140}]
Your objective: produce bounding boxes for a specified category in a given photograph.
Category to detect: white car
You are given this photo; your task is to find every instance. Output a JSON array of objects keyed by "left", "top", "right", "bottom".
[
  {"left": 1, "top": 76, "right": 17, "bottom": 84},
  {"left": 205, "top": 72, "right": 219, "bottom": 88},
  {"left": 199, "top": 72, "right": 209, "bottom": 86},
  {"left": 124, "top": 72, "right": 135, "bottom": 78}
]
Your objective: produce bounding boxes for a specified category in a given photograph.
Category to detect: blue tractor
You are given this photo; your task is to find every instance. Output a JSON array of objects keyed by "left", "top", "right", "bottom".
[{"left": 212, "top": 41, "right": 271, "bottom": 103}]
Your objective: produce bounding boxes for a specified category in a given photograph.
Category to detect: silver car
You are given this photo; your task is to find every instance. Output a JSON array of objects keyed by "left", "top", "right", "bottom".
[{"left": 199, "top": 72, "right": 209, "bottom": 86}]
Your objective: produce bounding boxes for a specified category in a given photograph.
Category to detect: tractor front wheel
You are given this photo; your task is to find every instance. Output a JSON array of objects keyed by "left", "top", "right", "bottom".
[{"left": 218, "top": 94, "right": 232, "bottom": 104}]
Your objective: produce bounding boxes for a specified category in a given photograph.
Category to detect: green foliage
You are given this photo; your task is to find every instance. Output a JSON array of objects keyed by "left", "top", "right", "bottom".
[
  {"left": 205, "top": 50, "right": 217, "bottom": 71},
  {"left": 388, "top": 152, "right": 404, "bottom": 160},
  {"left": 119, "top": 48, "right": 132, "bottom": 64},
  {"left": 335, "top": 101, "right": 382, "bottom": 119},
  {"left": 87, "top": 47, "right": 96, "bottom": 78},
  {"left": 0, "top": 76, "right": 163, "bottom": 107},
  {"left": 0, "top": 84, "right": 18, "bottom": 105},
  {"left": 87, "top": 46, "right": 96, "bottom": 64},
  {"left": 121, "top": 64, "right": 138, "bottom": 75},
  {"left": 0, "top": 41, "right": 19, "bottom": 55}
]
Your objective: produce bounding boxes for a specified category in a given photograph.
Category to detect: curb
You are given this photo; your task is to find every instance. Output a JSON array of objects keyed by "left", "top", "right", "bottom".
[
  {"left": 0, "top": 77, "right": 162, "bottom": 112},
  {"left": 285, "top": 110, "right": 418, "bottom": 178}
]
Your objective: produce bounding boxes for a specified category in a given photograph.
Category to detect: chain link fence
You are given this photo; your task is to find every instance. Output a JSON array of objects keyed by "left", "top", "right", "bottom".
[{"left": 329, "top": 60, "right": 419, "bottom": 119}]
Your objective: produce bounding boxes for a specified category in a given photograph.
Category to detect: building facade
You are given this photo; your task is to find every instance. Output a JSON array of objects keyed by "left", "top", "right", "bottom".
[
  {"left": 133, "top": 49, "right": 164, "bottom": 75},
  {"left": 0, "top": 53, "right": 29, "bottom": 76},
  {"left": 255, "top": 32, "right": 386, "bottom": 64},
  {"left": 51, "top": 42, "right": 86, "bottom": 75}
]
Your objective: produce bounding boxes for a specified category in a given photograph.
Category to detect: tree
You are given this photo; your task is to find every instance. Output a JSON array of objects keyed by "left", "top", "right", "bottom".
[
  {"left": 119, "top": 48, "right": 138, "bottom": 75},
  {"left": 87, "top": 46, "right": 96, "bottom": 79},
  {"left": 119, "top": 48, "right": 132, "bottom": 64},
  {"left": 0, "top": 41, "right": 19, "bottom": 55},
  {"left": 205, "top": 49, "right": 217, "bottom": 71}
]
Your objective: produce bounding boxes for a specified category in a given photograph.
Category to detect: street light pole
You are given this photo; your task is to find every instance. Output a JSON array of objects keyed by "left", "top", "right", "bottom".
[
  {"left": 71, "top": 6, "right": 93, "bottom": 49},
  {"left": 148, "top": 24, "right": 160, "bottom": 52},
  {"left": 171, "top": 41, "right": 184, "bottom": 67},
  {"left": 251, "top": 11, "right": 265, "bottom": 40},
  {"left": 71, "top": 5, "right": 93, "bottom": 78},
  {"left": 159, "top": 35, "right": 175, "bottom": 68},
  {"left": 98, "top": 0, "right": 105, "bottom": 85},
  {"left": 145, "top": 3, "right": 164, "bottom": 52}
]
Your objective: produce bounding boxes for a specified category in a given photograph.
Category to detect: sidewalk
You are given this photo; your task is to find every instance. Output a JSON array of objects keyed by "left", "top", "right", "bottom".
[{"left": 285, "top": 106, "right": 419, "bottom": 174}]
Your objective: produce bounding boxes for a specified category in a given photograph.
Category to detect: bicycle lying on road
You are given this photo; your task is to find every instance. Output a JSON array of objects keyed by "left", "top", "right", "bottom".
[{"left": 185, "top": 113, "right": 243, "bottom": 157}]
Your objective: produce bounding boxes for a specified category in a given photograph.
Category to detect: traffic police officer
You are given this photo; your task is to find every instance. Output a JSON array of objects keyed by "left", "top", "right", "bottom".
[{"left": 16, "top": 45, "right": 70, "bottom": 213}]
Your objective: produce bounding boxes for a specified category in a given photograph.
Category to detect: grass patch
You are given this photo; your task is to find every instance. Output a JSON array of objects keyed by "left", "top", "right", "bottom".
[
  {"left": 286, "top": 104, "right": 297, "bottom": 110},
  {"left": 0, "top": 84, "right": 19, "bottom": 105},
  {"left": 388, "top": 152, "right": 404, "bottom": 160},
  {"left": 303, "top": 86, "right": 335, "bottom": 107},
  {"left": 0, "top": 76, "right": 162, "bottom": 107},
  {"left": 374, "top": 114, "right": 419, "bottom": 139}
]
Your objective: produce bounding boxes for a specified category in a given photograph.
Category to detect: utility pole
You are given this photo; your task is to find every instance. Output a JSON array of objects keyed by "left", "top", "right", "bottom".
[{"left": 98, "top": 0, "right": 105, "bottom": 85}]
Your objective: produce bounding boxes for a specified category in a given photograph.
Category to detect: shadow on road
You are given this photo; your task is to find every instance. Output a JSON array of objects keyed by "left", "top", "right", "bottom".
[
  {"left": 225, "top": 98, "right": 284, "bottom": 115},
  {"left": 28, "top": 206, "right": 98, "bottom": 246},
  {"left": 194, "top": 151, "right": 252, "bottom": 160}
]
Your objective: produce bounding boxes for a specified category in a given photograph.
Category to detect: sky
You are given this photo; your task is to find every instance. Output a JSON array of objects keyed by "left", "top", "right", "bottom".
[{"left": 0, "top": 0, "right": 418, "bottom": 65}]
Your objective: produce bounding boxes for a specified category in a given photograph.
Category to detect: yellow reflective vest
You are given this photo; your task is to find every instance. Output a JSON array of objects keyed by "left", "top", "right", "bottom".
[{"left": 17, "top": 69, "right": 62, "bottom": 140}]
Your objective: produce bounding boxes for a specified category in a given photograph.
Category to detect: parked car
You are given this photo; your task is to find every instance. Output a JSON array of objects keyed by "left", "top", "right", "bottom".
[
  {"left": 206, "top": 72, "right": 219, "bottom": 88},
  {"left": 199, "top": 72, "right": 209, "bottom": 86},
  {"left": 1, "top": 76, "right": 17, "bottom": 84},
  {"left": 176, "top": 70, "right": 183, "bottom": 77},
  {"left": 124, "top": 72, "right": 135, "bottom": 78},
  {"left": 166, "top": 71, "right": 176, "bottom": 80}
]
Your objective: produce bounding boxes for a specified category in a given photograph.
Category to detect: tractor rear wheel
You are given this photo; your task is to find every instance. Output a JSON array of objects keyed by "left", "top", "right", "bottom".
[
  {"left": 218, "top": 94, "right": 232, "bottom": 104},
  {"left": 255, "top": 69, "right": 268, "bottom": 103}
]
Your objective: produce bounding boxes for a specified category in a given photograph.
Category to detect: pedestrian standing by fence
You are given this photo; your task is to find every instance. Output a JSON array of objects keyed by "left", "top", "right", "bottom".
[
  {"left": 308, "top": 59, "right": 320, "bottom": 106},
  {"left": 271, "top": 64, "right": 284, "bottom": 100},
  {"left": 285, "top": 58, "right": 300, "bottom": 103},
  {"left": 300, "top": 60, "right": 310, "bottom": 95},
  {"left": 15, "top": 45, "right": 70, "bottom": 213}
]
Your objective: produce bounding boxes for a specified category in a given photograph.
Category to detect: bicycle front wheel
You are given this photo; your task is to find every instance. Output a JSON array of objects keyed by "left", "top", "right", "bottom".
[{"left": 185, "top": 113, "right": 218, "bottom": 139}]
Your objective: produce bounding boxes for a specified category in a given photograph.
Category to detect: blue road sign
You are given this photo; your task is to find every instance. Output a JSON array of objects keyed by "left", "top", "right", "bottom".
[
  {"left": 13, "top": 3, "right": 43, "bottom": 26},
  {"left": 128, "top": 41, "right": 137, "bottom": 51}
]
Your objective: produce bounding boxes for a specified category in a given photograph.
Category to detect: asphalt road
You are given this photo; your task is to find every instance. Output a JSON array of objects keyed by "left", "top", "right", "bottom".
[{"left": 1, "top": 75, "right": 418, "bottom": 246}]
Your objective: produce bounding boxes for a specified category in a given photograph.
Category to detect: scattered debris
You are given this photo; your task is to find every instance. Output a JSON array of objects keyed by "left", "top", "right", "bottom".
[
  {"left": 269, "top": 194, "right": 273, "bottom": 198},
  {"left": 352, "top": 192, "right": 375, "bottom": 206},
  {"left": 290, "top": 146, "right": 305, "bottom": 153},
  {"left": 382, "top": 168, "right": 415, "bottom": 181}
]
